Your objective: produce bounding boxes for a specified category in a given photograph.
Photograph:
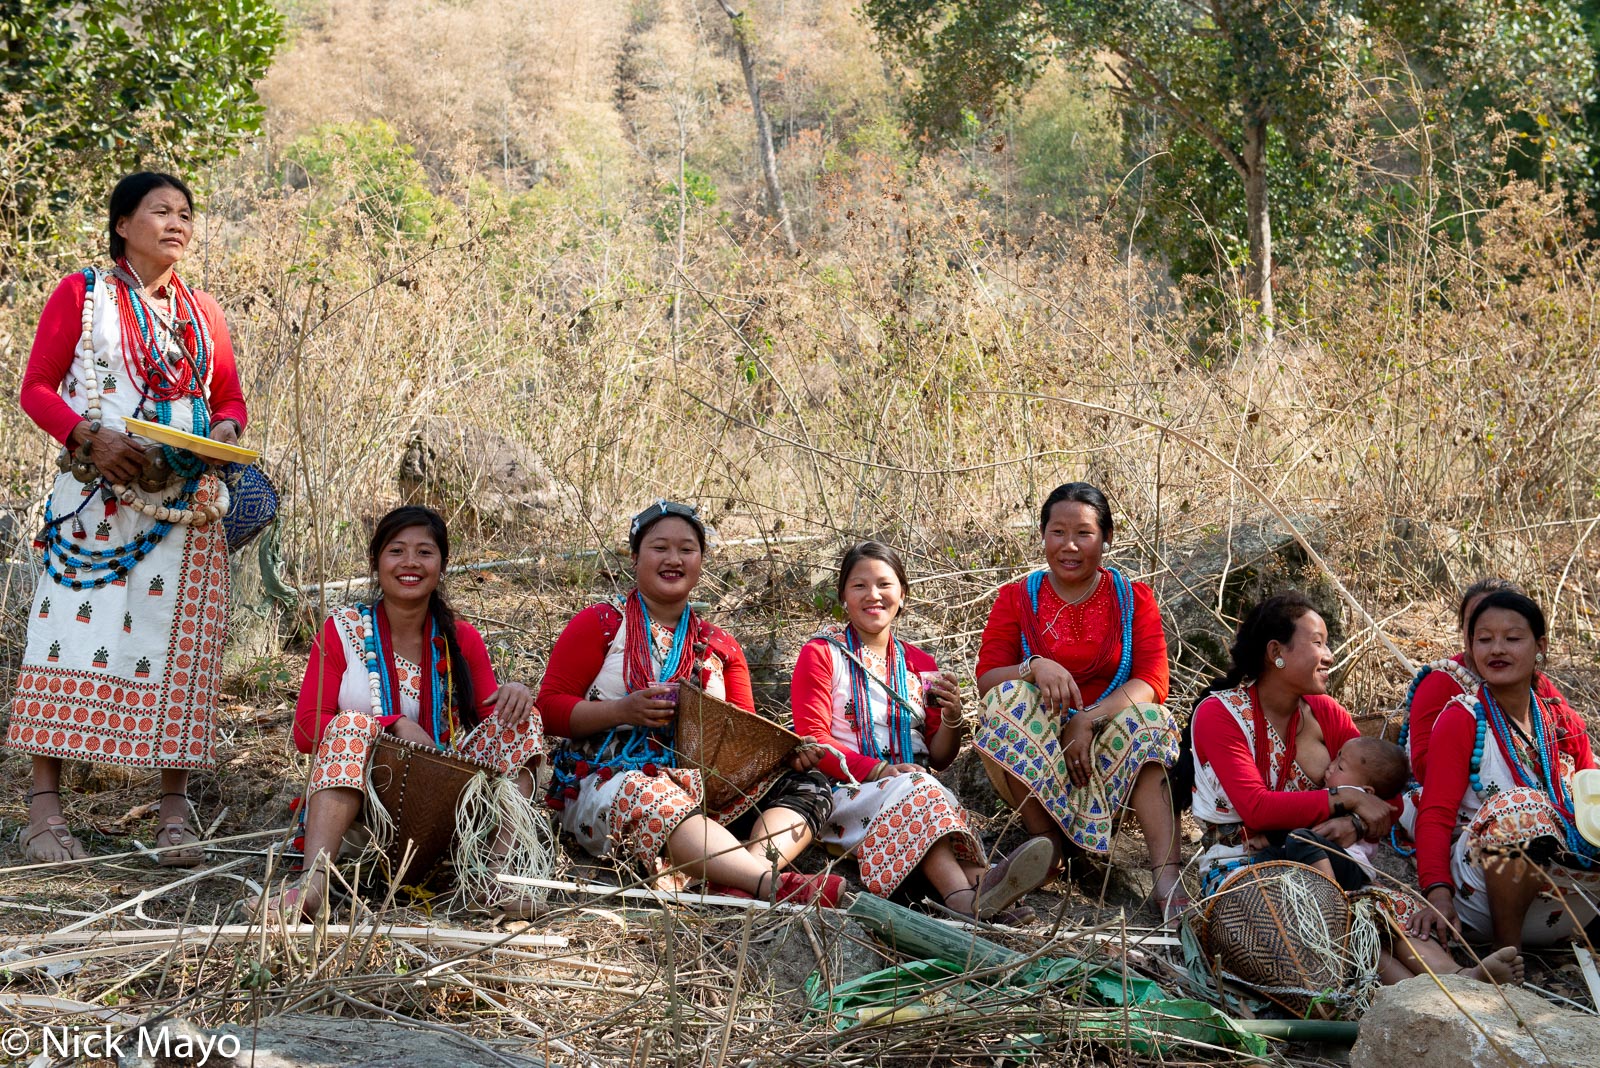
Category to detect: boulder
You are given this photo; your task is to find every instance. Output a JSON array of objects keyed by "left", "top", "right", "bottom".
[
  {"left": 1351, "top": 972, "right": 1600, "bottom": 1068},
  {"left": 119, "top": 1014, "right": 548, "bottom": 1068},
  {"left": 397, "top": 419, "right": 572, "bottom": 535},
  {"left": 1154, "top": 511, "right": 1342, "bottom": 690}
]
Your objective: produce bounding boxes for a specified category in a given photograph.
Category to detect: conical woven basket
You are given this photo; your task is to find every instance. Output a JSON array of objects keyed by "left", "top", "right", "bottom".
[
  {"left": 1201, "top": 859, "right": 1353, "bottom": 1018},
  {"left": 674, "top": 681, "right": 801, "bottom": 810},
  {"left": 368, "top": 734, "right": 498, "bottom": 882}
]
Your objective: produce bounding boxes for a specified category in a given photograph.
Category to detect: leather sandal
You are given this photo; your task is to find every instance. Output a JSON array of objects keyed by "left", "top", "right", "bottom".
[
  {"left": 975, "top": 836, "right": 1056, "bottom": 920},
  {"left": 21, "top": 817, "right": 88, "bottom": 863},
  {"left": 154, "top": 794, "right": 204, "bottom": 868}
]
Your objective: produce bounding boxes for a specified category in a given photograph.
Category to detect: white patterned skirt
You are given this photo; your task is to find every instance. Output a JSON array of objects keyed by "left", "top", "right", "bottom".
[
  {"left": 6, "top": 471, "right": 230, "bottom": 770},
  {"left": 819, "top": 771, "right": 983, "bottom": 895}
]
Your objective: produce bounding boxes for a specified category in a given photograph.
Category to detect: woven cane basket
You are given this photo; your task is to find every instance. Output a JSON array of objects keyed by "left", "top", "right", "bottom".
[
  {"left": 1201, "top": 859, "right": 1353, "bottom": 1017},
  {"left": 674, "top": 681, "right": 801, "bottom": 810},
  {"left": 367, "top": 734, "right": 497, "bottom": 881}
]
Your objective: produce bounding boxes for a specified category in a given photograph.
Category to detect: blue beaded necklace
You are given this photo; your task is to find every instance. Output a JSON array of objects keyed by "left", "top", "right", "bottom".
[
  {"left": 40, "top": 269, "right": 201, "bottom": 592},
  {"left": 842, "top": 625, "right": 916, "bottom": 763},
  {"left": 360, "top": 601, "right": 455, "bottom": 746},
  {"left": 1471, "top": 687, "right": 1597, "bottom": 866},
  {"left": 1020, "top": 566, "right": 1135, "bottom": 710},
  {"left": 547, "top": 596, "right": 693, "bottom": 808}
]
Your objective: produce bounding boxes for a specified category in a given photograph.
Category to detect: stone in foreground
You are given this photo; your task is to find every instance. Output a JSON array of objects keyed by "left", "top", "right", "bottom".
[{"left": 1352, "top": 972, "right": 1600, "bottom": 1068}]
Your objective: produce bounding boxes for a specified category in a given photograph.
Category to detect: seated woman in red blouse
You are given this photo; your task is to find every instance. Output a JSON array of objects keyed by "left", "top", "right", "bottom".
[
  {"left": 265, "top": 506, "right": 547, "bottom": 919},
  {"left": 791, "top": 542, "right": 1054, "bottom": 923},
  {"left": 972, "top": 482, "right": 1187, "bottom": 922},
  {"left": 537, "top": 501, "right": 841, "bottom": 906},
  {"left": 1409, "top": 589, "right": 1600, "bottom": 953},
  {"left": 1193, "top": 592, "right": 1521, "bottom": 985},
  {"left": 1401, "top": 578, "right": 1558, "bottom": 787}
]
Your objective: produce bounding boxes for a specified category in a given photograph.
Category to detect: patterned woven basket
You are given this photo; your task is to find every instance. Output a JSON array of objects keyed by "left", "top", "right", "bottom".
[
  {"left": 674, "top": 681, "right": 801, "bottom": 810},
  {"left": 1201, "top": 859, "right": 1353, "bottom": 1018},
  {"left": 367, "top": 734, "right": 497, "bottom": 882}
]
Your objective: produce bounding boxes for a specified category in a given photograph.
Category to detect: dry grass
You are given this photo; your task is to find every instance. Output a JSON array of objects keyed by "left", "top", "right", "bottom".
[{"left": 2, "top": 0, "right": 1600, "bottom": 1062}]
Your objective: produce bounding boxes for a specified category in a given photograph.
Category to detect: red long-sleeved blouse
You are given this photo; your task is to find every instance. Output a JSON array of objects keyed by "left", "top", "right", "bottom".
[
  {"left": 1413, "top": 686, "right": 1595, "bottom": 889},
  {"left": 535, "top": 604, "right": 755, "bottom": 738},
  {"left": 789, "top": 635, "right": 941, "bottom": 783},
  {"left": 19, "top": 272, "right": 247, "bottom": 443},
  {"left": 292, "top": 614, "right": 500, "bottom": 753},
  {"left": 1192, "top": 692, "right": 1359, "bottom": 832},
  {"left": 974, "top": 570, "right": 1170, "bottom": 704}
]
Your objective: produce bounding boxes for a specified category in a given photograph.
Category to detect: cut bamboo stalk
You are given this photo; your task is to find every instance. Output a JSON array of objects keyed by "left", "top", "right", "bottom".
[{"left": 845, "top": 892, "right": 1021, "bottom": 971}]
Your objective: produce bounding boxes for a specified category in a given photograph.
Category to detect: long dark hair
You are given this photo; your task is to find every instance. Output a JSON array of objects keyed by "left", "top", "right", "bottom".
[
  {"left": 1039, "top": 482, "right": 1114, "bottom": 543},
  {"left": 108, "top": 172, "right": 194, "bottom": 261},
  {"left": 368, "top": 506, "right": 477, "bottom": 727},
  {"left": 836, "top": 541, "right": 911, "bottom": 608},
  {"left": 1204, "top": 591, "right": 1320, "bottom": 694}
]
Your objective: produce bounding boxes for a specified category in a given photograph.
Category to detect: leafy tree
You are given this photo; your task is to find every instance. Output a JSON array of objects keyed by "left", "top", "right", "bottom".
[
  {"left": 284, "top": 121, "right": 447, "bottom": 246},
  {"left": 0, "top": 0, "right": 282, "bottom": 263},
  {"left": 863, "top": 0, "right": 1593, "bottom": 339}
]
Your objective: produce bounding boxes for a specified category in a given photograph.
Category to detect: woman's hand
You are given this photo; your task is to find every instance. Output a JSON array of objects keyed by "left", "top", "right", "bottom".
[
  {"left": 1310, "top": 816, "right": 1360, "bottom": 848},
  {"left": 873, "top": 762, "right": 922, "bottom": 780},
  {"left": 485, "top": 681, "right": 536, "bottom": 729},
  {"left": 1061, "top": 712, "right": 1098, "bottom": 788},
  {"left": 70, "top": 422, "right": 147, "bottom": 485},
  {"left": 612, "top": 685, "right": 677, "bottom": 730},
  {"left": 1343, "top": 789, "right": 1396, "bottom": 839},
  {"left": 927, "top": 671, "right": 965, "bottom": 730},
  {"left": 787, "top": 736, "right": 825, "bottom": 773},
  {"left": 1031, "top": 658, "right": 1085, "bottom": 713},
  {"left": 390, "top": 717, "right": 434, "bottom": 746},
  {"left": 210, "top": 419, "right": 240, "bottom": 445},
  {"left": 1408, "top": 886, "right": 1461, "bottom": 943}
]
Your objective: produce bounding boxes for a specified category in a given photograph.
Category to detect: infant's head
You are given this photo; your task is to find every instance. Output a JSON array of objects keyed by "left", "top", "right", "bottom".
[{"left": 1325, "top": 736, "right": 1410, "bottom": 800}]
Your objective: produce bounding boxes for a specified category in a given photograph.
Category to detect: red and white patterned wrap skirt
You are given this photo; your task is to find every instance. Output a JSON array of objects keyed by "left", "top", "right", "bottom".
[{"left": 307, "top": 710, "right": 545, "bottom": 794}]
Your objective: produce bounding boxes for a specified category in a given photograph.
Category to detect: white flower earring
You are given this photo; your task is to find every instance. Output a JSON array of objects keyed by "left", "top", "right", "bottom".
[
  {"left": 1273, "top": 657, "right": 1285, "bottom": 669},
  {"left": 1536, "top": 653, "right": 1545, "bottom": 664}
]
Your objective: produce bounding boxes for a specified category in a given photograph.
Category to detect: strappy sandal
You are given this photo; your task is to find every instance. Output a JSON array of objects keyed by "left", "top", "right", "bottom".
[
  {"left": 938, "top": 886, "right": 1038, "bottom": 926},
  {"left": 154, "top": 793, "right": 204, "bottom": 868},
  {"left": 470, "top": 888, "right": 544, "bottom": 921},
  {"left": 21, "top": 790, "right": 88, "bottom": 863},
  {"left": 21, "top": 818, "right": 88, "bottom": 863},
  {"left": 975, "top": 836, "right": 1056, "bottom": 920}
]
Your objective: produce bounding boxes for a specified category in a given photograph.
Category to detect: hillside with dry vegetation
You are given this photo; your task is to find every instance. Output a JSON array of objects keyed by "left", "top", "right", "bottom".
[{"left": 1, "top": 0, "right": 1599, "bottom": 1063}]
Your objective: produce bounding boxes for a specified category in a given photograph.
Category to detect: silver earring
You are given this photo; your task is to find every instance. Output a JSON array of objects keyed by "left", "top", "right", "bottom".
[
  {"left": 1536, "top": 653, "right": 1545, "bottom": 664},
  {"left": 1273, "top": 657, "right": 1285, "bottom": 669}
]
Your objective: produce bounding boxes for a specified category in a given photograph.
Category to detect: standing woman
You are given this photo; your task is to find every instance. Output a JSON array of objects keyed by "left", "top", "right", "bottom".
[
  {"left": 791, "top": 542, "right": 1054, "bottom": 921},
  {"left": 966, "top": 482, "right": 1184, "bottom": 920},
  {"left": 7, "top": 173, "right": 247, "bottom": 864},
  {"left": 972, "top": 482, "right": 1187, "bottom": 919},
  {"left": 1410, "top": 590, "right": 1600, "bottom": 951},
  {"left": 537, "top": 501, "right": 842, "bottom": 905}
]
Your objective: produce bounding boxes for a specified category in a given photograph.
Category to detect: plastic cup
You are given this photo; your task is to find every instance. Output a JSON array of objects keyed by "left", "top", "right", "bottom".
[{"left": 919, "top": 670, "right": 943, "bottom": 709}]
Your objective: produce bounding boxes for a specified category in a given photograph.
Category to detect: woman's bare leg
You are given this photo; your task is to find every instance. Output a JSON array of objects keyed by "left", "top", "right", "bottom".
[
  {"left": 1484, "top": 854, "right": 1546, "bottom": 952},
  {"left": 742, "top": 806, "right": 811, "bottom": 870}
]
